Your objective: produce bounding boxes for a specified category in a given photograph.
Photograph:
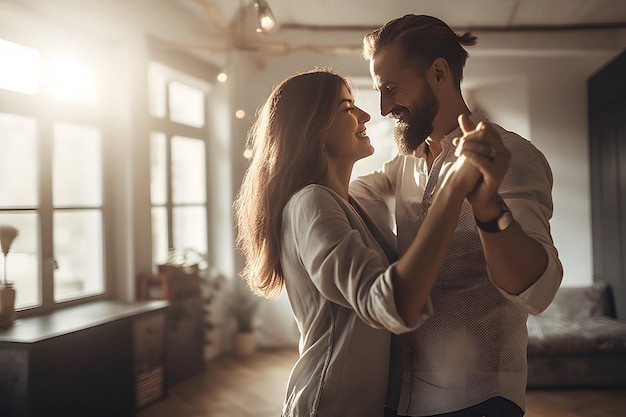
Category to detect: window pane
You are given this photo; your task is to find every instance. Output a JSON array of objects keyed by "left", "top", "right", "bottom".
[
  {"left": 0, "top": 39, "right": 39, "bottom": 95},
  {"left": 168, "top": 82, "right": 205, "bottom": 128},
  {"left": 150, "top": 132, "right": 167, "bottom": 205},
  {"left": 173, "top": 206, "right": 207, "bottom": 256},
  {"left": 53, "top": 210, "right": 104, "bottom": 301},
  {"left": 148, "top": 63, "right": 167, "bottom": 118},
  {"left": 172, "top": 136, "right": 206, "bottom": 204},
  {"left": 151, "top": 207, "right": 168, "bottom": 266},
  {"left": 53, "top": 123, "right": 102, "bottom": 207},
  {"left": 0, "top": 212, "right": 40, "bottom": 309},
  {"left": 48, "top": 58, "right": 98, "bottom": 103},
  {"left": 0, "top": 113, "right": 38, "bottom": 207}
]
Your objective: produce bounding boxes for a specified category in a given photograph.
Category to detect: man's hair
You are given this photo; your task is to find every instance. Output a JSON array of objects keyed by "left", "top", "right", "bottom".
[{"left": 363, "top": 14, "right": 477, "bottom": 91}]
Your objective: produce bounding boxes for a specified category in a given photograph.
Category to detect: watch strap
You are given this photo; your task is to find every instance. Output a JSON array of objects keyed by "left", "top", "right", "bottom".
[{"left": 475, "top": 200, "right": 513, "bottom": 233}]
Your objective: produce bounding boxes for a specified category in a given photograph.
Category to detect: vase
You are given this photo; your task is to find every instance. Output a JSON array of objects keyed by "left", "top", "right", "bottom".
[{"left": 0, "top": 282, "right": 16, "bottom": 328}]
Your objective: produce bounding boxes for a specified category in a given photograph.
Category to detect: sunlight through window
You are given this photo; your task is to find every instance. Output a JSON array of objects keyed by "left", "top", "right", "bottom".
[
  {"left": 0, "top": 39, "right": 39, "bottom": 95},
  {"left": 48, "top": 58, "right": 97, "bottom": 103}
]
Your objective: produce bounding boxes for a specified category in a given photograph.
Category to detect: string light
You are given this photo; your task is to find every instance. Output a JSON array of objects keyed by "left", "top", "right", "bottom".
[{"left": 216, "top": 72, "right": 228, "bottom": 82}]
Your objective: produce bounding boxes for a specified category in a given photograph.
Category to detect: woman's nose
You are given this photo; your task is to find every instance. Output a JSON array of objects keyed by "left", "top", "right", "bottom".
[{"left": 358, "top": 107, "right": 371, "bottom": 123}]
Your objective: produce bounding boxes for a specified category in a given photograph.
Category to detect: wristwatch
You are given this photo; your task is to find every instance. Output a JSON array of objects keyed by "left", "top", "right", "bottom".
[{"left": 475, "top": 199, "right": 513, "bottom": 233}]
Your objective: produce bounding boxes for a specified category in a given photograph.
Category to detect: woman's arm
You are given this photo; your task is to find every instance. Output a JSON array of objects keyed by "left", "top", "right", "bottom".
[{"left": 391, "top": 155, "right": 480, "bottom": 325}]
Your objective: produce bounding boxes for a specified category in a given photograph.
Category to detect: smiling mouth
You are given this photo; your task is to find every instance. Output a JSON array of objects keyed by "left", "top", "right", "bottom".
[
  {"left": 391, "top": 109, "right": 408, "bottom": 121},
  {"left": 356, "top": 129, "right": 368, "bottom": 138}
]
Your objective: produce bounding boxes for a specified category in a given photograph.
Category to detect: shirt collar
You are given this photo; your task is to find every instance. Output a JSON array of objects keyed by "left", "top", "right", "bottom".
[{"left": 414, "top": 110, "right": 487, "bottom": 158}]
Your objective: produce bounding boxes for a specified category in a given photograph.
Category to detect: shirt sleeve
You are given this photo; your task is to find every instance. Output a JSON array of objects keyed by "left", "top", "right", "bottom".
[
  {"left": 491, "top": 131, "right": 564, "bottom": 315},
  {"left": 349, "top": 155, "right": 401, "bottom": 232},
  {"left": 284, "top": 186, "right": 430, "bottom": 334}
]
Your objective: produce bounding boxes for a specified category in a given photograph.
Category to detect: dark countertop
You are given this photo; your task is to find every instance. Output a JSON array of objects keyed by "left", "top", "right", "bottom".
[{"left": 0, "top": 300, "right": 169, "bottom": 344}]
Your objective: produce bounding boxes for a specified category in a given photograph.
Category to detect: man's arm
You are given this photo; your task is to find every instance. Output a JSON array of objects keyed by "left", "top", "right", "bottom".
[
  {"left": 473, "top": 204, "right": 549, "bottom": 294},
  {"left": 349, "top": 156, "right": 401, "bottom": 234},
  {"left": 455, "top": 114, "right": 552, "bottom": 295}
]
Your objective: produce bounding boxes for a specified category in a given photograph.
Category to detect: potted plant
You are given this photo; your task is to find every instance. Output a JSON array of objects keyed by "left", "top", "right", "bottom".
[{"left": 231, "top": 278, "right": 261, "bottom": 357}]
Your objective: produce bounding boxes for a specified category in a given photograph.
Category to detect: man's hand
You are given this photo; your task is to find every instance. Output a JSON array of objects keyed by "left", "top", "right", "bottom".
[{"left": 453, "top": 114, "right": 511, "bottom": 222}]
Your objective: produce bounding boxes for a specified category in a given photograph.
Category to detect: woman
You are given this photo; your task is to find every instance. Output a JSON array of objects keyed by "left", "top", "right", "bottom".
[{"left": 233, "top": 69, "right": 480, "bottom": 417}]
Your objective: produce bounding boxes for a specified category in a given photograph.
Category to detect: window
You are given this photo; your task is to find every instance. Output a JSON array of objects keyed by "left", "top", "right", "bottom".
[
  {"left": 52, "top": 123, "right": 104, "bottom": 302},
  {"left": 0, "top": 38, "right": 107, "bottom": 313},
  {"left": 148, "top": 63, "right": 211, "bottom": 266},
  {"left": 0, "top": 39, "right": 39, "bottom": 95}
]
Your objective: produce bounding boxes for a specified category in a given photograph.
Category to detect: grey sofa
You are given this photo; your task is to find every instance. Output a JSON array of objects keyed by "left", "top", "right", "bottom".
[{"left": 526, "top": 279, "right": 626, "bottom": 388}]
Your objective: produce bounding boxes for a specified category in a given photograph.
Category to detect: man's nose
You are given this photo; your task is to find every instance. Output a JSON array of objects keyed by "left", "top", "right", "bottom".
[{"left": 380, "top": 92, "right": 393, "bottom": 117}]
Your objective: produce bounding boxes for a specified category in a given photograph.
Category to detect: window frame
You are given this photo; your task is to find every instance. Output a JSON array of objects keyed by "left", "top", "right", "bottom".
[
  {"left": 0, "top": 35, "right": 113, "bottom": 316},
  {"left": 143, "top": 40, "right": 219, "bottom": 274}
]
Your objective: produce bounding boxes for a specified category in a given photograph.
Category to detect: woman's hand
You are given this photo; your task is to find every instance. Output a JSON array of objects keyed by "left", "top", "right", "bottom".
[
  {"left": 442, "top": 154, "right": 482, "bottom": 195},
  {"left": 442, "top": 134, "right": 482, "bottom": 196},
  {"left": 453, "top": 114, "right": 511, "bottom": 221}
]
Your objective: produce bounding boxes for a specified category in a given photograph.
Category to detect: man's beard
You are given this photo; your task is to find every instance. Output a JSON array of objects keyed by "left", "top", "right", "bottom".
[{"left": 392, "top": 84, "right": 439, "bottom": 154}]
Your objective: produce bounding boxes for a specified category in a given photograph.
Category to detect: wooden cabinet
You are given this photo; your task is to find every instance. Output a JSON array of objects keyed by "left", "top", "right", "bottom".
[
  {"left": 139, "top": 268, "right": 205, "bottom": 386},
  {"left": 134, "top": 311, "right": 167, "bottom": 408},
  {"left": 165, "top": 295, "right": 205, "bottom": 385},
  {"left": 0, "top": 300, "right": 168, "bottom": 417}
]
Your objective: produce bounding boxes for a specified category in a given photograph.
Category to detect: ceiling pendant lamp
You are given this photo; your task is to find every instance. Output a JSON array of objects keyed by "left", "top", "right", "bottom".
[{"left": 253, "top": 0, "right": 278, "bottom": 32}]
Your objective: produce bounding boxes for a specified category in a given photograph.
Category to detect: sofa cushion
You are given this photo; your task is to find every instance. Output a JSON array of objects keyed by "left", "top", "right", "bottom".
[
  {"left": 527, "top": 315, "right": 626, "bottom": 355},
  {"left": 538, "top": 279, "right": 613, "bottom": 320},
  {"left": 526, "top": 279, "right": 626, "bottom": 388}
]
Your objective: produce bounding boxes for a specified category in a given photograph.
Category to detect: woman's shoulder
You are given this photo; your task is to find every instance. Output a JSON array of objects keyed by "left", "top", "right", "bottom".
[
  {"left": 282, "top": 184, "right": 355, "bottom": 240},
  {"left": 283, "top": 184, "right": 347, "bottom": 220},
  {"left": 288, "top": 184, "right": 342, "bottom": 206}
]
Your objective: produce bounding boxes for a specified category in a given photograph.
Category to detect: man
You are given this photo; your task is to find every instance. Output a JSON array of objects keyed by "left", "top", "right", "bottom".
[{"left": 350, "top": 14, "right": 563, "bottom": 417}]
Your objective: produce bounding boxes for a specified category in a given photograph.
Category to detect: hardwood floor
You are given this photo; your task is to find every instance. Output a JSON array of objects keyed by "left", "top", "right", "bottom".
[
  {"left": 138, "top": 348, "right": 626, "bottom": 417},
  {"left": 525, "top": 389, "right": 626, "bottom": 417}
]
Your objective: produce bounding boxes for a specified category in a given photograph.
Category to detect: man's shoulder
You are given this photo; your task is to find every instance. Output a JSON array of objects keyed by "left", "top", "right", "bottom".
[
  {"left": 485, "top": 124, "right": 555, "bottom": 188},
  {"left": 488, "top": 123, "right": 546, "bottom": 156}
]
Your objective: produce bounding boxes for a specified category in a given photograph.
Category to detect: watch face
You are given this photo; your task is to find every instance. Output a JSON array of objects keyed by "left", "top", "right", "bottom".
[{"left": 496, "top": 210, "right": 513, "bottom": 231}]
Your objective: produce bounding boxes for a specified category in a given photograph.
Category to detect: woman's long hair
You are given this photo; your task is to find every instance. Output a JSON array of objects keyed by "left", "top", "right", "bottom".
[{"left": 233, "top": 69, "right": 348, "bottom": 299}]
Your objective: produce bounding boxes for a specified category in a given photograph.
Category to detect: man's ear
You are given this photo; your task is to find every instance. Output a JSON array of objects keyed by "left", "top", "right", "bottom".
[{"left": 431, "top": 57, "right": 450, "bottom": 85}]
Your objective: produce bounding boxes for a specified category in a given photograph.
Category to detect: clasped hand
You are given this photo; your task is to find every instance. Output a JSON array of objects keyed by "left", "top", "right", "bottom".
[{"left": 451, "top": 114, "right": 511, "bottom": 220}]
